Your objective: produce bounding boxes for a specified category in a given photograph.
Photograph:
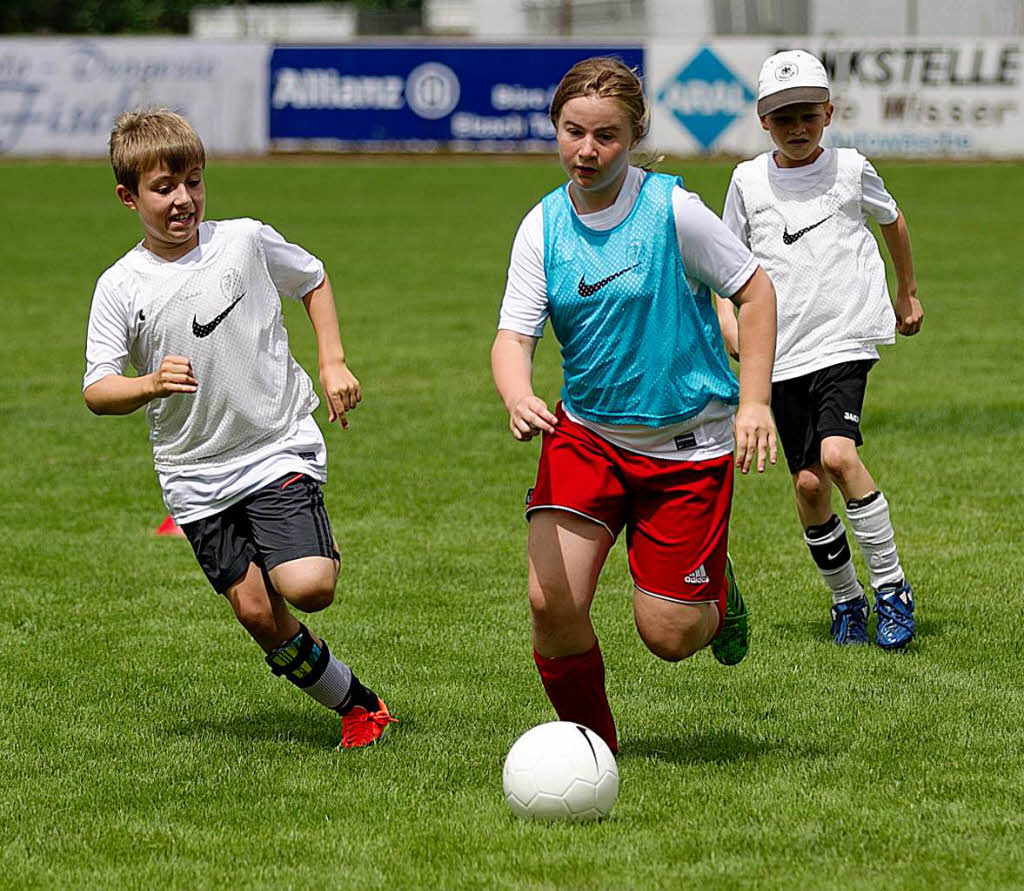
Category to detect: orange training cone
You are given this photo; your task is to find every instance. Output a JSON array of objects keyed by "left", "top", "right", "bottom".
[{"left": 155, "top": 515, "right": 185, "bottom": 537}]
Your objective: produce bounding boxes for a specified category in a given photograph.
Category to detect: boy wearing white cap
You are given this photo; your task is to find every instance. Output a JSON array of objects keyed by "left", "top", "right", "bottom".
[{"left": 718, "top": 50, "right": 924, "bottom": 648}]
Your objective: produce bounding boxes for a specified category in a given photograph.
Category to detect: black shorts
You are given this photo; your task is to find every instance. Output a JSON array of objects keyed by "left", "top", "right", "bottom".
[
  {"left": 181, "top": 473, "right": 338, "bottom": 593},
  {"left": 771, "top": 360, "right": 876, "bottom": 474}
]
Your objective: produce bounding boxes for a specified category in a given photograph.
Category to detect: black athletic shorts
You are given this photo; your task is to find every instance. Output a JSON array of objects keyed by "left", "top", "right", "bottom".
[
  {"left": 181, "top": 473, "right": 338, "bottom": 593},
  {"left": 771, "top": 359, "right": 876, "bottom": 474}
]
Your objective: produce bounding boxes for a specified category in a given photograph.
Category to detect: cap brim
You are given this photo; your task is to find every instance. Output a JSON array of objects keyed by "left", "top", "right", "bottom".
[{"left": 757, "top": 87, "right": 830, "bottom": 117}]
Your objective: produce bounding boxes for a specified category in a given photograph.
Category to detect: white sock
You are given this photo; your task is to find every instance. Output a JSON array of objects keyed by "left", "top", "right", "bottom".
[
  {"left": 303, "top": 645, "right": 353, "bottom": 709},
  {"left": 846, "top": 491, "right": 904, "bottom": 591}
]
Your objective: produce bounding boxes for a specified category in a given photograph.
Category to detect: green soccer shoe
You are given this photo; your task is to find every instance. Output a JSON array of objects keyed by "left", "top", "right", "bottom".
[{"left": 712, "top": 555, "right": 749, "bottom": 666}]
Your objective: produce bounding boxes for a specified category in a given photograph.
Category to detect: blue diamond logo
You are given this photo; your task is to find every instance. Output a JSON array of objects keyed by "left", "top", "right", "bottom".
[{"left": 656, "top": 46, "right": 755, "bottom": 150}]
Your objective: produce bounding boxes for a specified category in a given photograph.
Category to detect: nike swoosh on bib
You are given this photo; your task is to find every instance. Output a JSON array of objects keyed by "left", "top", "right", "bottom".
[
  {"left": 192, "top": 292, "right": 245, "bottom": 338},
  {"left": 577, "top": 263, "right": 639, "bottom": 297},
  {"left": 782, "top": 214, "right": 835, "bottom": 245}
]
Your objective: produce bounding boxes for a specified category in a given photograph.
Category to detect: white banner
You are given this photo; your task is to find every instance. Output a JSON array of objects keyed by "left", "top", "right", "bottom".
[
  {"left": 648, "top": 37, "right": 1024, "bottom": 158},
  {"left": 0, "top": 38, "right": 270, "bottom": 156}
]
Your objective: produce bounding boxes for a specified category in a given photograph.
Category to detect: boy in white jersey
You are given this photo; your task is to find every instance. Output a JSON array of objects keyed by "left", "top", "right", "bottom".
[
  {"left": 718, "top": 51, "right": 924, "bottom": 648},
  {"left": 83, "top": 109, "right": 395, "bottom": 747},
  {"left": 492, "top": 58, "right": 777, "bottom": 753}
]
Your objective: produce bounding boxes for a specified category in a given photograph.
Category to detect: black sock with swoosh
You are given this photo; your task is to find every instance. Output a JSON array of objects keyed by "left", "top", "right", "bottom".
[{"left": 804, "top": 514, "right": 862, "bottom": 605}]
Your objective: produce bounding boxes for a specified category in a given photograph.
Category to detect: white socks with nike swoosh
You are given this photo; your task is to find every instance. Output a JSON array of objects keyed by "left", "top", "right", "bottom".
[{"left": 846, "top": 491, "right": 904, "bottom": 591}]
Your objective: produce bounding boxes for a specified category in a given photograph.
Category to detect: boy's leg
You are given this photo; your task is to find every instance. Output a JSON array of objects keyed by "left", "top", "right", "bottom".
[
  {"left": 528, "top": 509, "right": 618, "bottom": 753},
  {"left": 813, "top": 360, "right": 914, "bottom": 649},
  {"left": 794, "top": 462, "right": 867, "bottom": 645},
  {"left": 223, "top": 565, "right": 393, "bottom": 746},
  {"left": 774, "top": 370, "right": 867, "bottom": 644}
]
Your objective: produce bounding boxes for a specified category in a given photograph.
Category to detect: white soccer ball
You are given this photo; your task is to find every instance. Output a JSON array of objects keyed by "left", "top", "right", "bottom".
[{"left": 502, "top": 721, "right": 619, "bottom": 821}]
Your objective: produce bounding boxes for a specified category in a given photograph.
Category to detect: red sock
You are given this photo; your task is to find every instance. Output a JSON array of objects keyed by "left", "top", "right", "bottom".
[{"left": 533, "top": 642, "right": 618, "bottom": 754}]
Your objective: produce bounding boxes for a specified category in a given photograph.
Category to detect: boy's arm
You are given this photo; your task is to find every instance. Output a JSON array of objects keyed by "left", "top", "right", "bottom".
[
  {"left": 302, "top": 273, "right": 360, "bottom": 429},
  {"left": 84, "top": 357, "right": 197, "bottom": 415},
  {"left": 716, "top": 173, "right": 746, "bottom": 360},
  {"left": 879, "top": 210, "right": 924, "bottom": 336},
  {"left": 729, "top": 266, "right": 777, "bottom": 474},
  {"left": 716, "top": 295, "right": 740, "bottom": 360},
  {"left": 490, "top": 329, "right": 558, "bottom": 441}
]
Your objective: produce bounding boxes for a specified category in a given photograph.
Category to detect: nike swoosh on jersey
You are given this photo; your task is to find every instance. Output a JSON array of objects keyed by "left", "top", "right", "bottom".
[
  {"left": 782, "top": 214, "right": 835, "bottom": 244},
  {"left": 192, "top": 292, "right": 245, "bottom": 338},
  {"left": 577, "top": 263, "right": 639, "bottom": 297}
]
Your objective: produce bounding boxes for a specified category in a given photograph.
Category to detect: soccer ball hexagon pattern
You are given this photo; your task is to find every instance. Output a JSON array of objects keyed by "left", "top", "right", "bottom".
[{"left": 502, "top": 721, "right": 619, "bottom": 820}]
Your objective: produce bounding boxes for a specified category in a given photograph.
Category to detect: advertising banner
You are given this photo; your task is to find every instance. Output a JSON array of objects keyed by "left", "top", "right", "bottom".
[
  {"left": 648, "top": 37, "right": 1024, "bottom": 158},
  {"left": 0, "top": 38, "right": 270, "bottom": 156},
  {"left": 270, "top": 45, "right": 644, "bottom": 150}
]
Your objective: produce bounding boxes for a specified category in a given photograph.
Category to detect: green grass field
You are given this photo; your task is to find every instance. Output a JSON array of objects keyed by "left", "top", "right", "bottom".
[{"left": 0, "top": 156, "right": 1022, "bottom": 889}]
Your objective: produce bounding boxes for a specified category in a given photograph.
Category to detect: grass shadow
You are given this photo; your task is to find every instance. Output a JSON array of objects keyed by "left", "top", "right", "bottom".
[
  {"left": 623, "top": 729, "right": 790, "bottom": 765},
  {"left": 167, "top": 706, "right": 413, "bottom": 750}
]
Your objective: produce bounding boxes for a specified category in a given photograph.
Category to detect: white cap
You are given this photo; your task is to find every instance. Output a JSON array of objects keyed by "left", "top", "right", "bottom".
[{"left": 757, "top": 50, "right": 830, "bottom": 116}]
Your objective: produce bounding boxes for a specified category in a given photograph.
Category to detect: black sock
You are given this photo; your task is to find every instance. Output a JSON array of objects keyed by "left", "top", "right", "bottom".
[{"left": 333, "top": 673, "right": 379, "bottom": 715}]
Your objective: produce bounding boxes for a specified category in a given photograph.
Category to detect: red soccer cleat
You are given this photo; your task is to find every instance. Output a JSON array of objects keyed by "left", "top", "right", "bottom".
[{"left": 339, "top": 697, "right": 397, "bottom": 749}]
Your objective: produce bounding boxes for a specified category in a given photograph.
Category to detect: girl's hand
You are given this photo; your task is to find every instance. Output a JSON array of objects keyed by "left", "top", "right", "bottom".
[
  {"left": 509, "top": 396, "right": 558, "bottom": 441},
  {"left": 734, "top": 403, "right": 777, "bottom": 474}
]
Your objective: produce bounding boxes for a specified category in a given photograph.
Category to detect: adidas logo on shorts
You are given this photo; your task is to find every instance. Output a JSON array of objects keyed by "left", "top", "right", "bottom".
[{"left": 684, "top": 563, "right": 709, "bottom": 584}]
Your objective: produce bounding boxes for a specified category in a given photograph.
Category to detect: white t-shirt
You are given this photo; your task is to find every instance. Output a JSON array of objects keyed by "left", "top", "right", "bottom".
[
  {"left": 723, "top": 148, "right": 898, "bottom": 381},
  {"left": 84, "top": 219, "right": 329, "bottom": 523},
  {"left": 498, "top": 166, "right": 759, "bottom": 462}
]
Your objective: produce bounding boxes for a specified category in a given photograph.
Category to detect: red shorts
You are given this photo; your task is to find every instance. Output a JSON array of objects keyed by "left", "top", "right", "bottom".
[{"left": 526, "top": 406, "right": 734, "bottom": 612}]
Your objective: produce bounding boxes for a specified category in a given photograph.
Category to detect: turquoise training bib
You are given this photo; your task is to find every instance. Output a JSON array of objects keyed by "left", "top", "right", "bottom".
[{"left": 542, "top": 172, "right": 738, "bottom": 427}]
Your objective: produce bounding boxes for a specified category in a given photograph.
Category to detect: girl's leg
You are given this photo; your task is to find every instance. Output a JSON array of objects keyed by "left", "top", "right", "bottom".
[
  {"left": 632, "top": 594, "right": 718, "bottom": 662},
  {"left": 528, "top": 509, "right": 618, "bottom": 752}
]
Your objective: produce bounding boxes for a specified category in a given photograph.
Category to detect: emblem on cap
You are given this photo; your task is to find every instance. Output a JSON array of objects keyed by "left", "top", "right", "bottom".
[{"left": 776, "top": 62, "right": 798, "bottom": 81}]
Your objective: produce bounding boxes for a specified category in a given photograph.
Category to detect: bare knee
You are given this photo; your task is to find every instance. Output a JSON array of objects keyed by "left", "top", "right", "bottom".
[
  {"left": 232, "top": 591, "right": 280, "bottom": 641},
  {"left": 820, "top": 440, "right": 861, "bottom": 486},
  {"left": 529, "top": 585, "right": 588, "bottom": 637},
  {"left": 640, "top": 627, "right": 704, "bottom": 662},
  {"left": 268, "top": 557, "right": 338, "bottom": 612},
  {"left": 285, "top": 578, "right": 336, "bottom": 613},
  {"left": 794, "top": 467, "right": 827, "bottom": 506},
  {"left": 635, "top": 601, "right": 718, "bottom": 662}
]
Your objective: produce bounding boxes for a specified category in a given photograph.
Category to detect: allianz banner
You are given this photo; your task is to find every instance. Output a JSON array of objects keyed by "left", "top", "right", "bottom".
[
  {"left": 270, "top": 45, "right": 643, "bottom": 149},
  {"left": 648, "top": 37, "right": 1022, "bottom": 158},
  {"left": 0, "top": 38, "right": 269, "bottom": 156}
]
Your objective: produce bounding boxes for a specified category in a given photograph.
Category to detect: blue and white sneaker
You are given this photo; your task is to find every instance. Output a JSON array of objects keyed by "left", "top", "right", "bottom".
[
  {"left": 874, "top": 581, "right": 915, "bottom": 649},
  {"left": 830, "top": 594, "right": 870, "bottom": 645}
]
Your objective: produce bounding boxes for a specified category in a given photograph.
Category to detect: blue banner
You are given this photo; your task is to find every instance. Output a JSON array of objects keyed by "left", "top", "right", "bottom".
[{"left": 270, "top": 45, "right": 644, "bottom": 148}]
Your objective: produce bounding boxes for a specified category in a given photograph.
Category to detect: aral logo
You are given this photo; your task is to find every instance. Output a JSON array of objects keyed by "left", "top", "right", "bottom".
[{"left": 656, "top": 47, "right": 755, "bottom": 150}]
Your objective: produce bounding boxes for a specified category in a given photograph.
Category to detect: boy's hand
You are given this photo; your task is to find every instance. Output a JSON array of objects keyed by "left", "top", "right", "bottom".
[
  {"left": 320, "top": 359, "right": 361, "bottom": 429},
  {"left": 734, "top": 403, "right": 777, "bottom": 474},
  {"left": 894, "top": 293, "right": 924, "bottom": 336},
  {"left": 151, "top": 355, "right": 197, "bottom": 398},
  {"left": 509, "top": 395, "right": 557, "bottom": 442}
]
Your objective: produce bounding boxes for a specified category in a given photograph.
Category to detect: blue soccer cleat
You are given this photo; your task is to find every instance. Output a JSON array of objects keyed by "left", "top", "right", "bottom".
[
  {"left": 830, "top": 593, "right": 870, "bottom": 645},
  {"left": 874, "top": 581, "right": 915, "bottom": 650}
]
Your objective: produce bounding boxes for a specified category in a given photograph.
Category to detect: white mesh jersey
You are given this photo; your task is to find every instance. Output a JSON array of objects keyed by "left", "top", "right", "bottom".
[
  {"left": 498, "top": 165, "right": 758, "bottom": 463},
  {"left": 84, "top": 219, "right": 328, "bottom": 522},
  {"left": 723, "top": 148, "right": 898, "bottom": 382}
]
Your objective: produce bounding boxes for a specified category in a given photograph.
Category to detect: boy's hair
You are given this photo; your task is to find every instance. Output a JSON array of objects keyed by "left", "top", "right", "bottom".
[
  {"left": 109, "top": 108, "right": 206, "bottom": 194},
  {"left": 549, "top": 56, "right": 649, "bottom": 141}
]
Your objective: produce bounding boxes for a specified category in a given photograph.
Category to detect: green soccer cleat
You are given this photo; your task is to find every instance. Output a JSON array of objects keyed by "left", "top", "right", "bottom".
[{"left": 712, "top": 555, "right": 749, "bottom": 666}]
